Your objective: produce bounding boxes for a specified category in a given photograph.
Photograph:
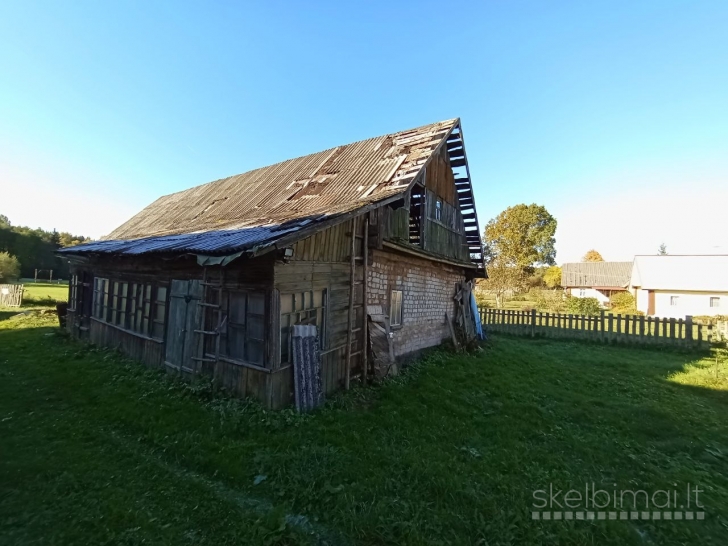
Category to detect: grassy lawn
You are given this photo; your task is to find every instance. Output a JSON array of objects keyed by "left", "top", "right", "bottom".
[
  {"left": 0, "top": 283, "right": 67, "bottom": 315},
  {"left": 21, "top": 282, "right": 68, "bottom": 305},
  {"left": 2, "top": 313, "right": 728, "bottom": 545}
]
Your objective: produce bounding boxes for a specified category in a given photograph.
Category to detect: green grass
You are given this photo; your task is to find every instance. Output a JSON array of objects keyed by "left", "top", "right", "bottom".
[
  {"left": 2, "top": 313, "right": 728, "bottom": 545},
  {"left": 21, "top": 282, "right": 68, "bottom": 305},
  {"left": 0, "top": 283, "right": 67, "bottom": 313}
]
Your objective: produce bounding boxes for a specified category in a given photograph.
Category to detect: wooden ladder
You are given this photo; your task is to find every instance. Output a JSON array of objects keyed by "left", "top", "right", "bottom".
[
  {"left": 192, "top": 267, "right": 226, "bottom": 382},
  {"left": 345, "top": 215, "right": 369, "bottom": 389}
]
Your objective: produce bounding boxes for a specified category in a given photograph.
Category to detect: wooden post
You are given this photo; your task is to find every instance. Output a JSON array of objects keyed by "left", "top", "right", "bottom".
[
  {"left": 34, "top": 269, "right": 38, "bottom": 283},
  {"left": 606, "top": 313, "right": 612, "bottom": 342},
  {"left": 531, "top": 308, "right": 536, "bottom": 337},
  {"left": 616, "top": 314, "right": 622, "bottom": 341},
  {"left": 685, "top": 315, "right": 693, "bottom": 348},
  {"left": 362, "top": 216, "right": 369, "bottom": 384},
  {"left": 345, "top": 217, "right": 357, "bottom": 390},
  {"left": 669, "top": 318, "right": 676, "bottom": 343},
  {"left": 599, "top": 311, "right": 605, "bottom": 342}
]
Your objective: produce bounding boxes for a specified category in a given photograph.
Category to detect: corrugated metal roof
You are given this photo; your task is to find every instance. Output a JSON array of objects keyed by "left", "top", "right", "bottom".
[
  {"left": 561, "top": 262, "right": 633, "bottom": 288},
  {"left": 630, "top": 255, "right": 728, "bottom": 291},
  {"left": 61, "top": 119, "right": 459, "bottom": 257}
]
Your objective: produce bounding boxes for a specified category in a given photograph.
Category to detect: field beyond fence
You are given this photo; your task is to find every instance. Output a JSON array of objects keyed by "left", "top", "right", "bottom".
[{"left": 480, "top": 308, "right": 725, "bottom": 349}]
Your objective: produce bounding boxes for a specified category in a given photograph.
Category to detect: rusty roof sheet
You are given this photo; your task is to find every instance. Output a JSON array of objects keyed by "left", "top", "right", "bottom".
[{"left": 61, "top": 119, "right": 460, "bottom": 257}]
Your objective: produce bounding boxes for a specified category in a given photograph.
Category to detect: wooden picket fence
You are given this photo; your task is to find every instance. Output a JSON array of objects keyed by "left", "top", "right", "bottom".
[
  {"left": 479, "top": 308, "right": 720, "bottom": 350},
  {"left": 0, "top": 284, "right": 23, "bottom": 307}
]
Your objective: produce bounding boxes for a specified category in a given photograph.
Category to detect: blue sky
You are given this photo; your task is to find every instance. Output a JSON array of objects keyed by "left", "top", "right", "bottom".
[{"left": 1, "top": 0, "right": 726, "bottom": 262}]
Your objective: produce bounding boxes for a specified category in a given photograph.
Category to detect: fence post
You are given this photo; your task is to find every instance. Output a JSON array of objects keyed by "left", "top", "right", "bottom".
[
  {"left": 685, "top": 315, "right": 693, "bottom": 348},
  {"left": 531, "top": 308, "right": 536, "bottom": 338}
]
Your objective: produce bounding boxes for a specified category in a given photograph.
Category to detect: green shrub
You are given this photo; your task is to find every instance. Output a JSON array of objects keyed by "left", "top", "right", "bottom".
[
  {"left": 475, "top": 291, "right": 492, "bottom": 308},
  {"left": 0, "top": 251, "right": 20, "bottom": 282},
  {"left": 610, "top": 292, "right": 636, "bottom": 314},
  {"left": 534, "top": 290, "right": 567, "bottom": 313},
  {"left": 566, "top": 297, "right": 601, "bottom": 316}
]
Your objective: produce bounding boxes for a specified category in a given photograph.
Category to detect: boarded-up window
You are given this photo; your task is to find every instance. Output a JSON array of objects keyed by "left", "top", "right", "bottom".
[
  {"left": 69, "top": 274, "right": 79, "bottom": 311},
  {"left": 280, "top": 290, "right": 327, "bottom": 364},
  {"left": 214, "top": 291, "right": 266, "bottom": 366},
  {"left": 93, "top": 278, "right": 108, "bottom": 319},
  {"left": 92, "top": 278, "right": 167, "bottom": 340},
  {"left": 390, "top": 290, "right": 403, "bottom": 327}
]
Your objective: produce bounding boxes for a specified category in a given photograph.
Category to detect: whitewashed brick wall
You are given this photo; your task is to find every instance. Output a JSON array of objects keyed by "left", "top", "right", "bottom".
[{"left": 368, "top": 249, "right": 462, "bottom": 356}]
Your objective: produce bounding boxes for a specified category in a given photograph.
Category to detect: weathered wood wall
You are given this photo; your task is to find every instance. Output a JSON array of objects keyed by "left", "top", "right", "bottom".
[
  {"left": 89, "top": 317, "right": 165, "bottom": 367},
  {"left": 271, "top": 217, "right": 364, "bottom": 405},
  {"left": 67, "top": 253, "right": 279, "bottom": 407},
  {"left": 424, "top": 144, "right": 458, "bottom": 206},
  {"left": 372, "top": 144, "right": 470, "bottom": 263},
  {"left": 65, "top": 207, "right": 470, "bottom": 409}
]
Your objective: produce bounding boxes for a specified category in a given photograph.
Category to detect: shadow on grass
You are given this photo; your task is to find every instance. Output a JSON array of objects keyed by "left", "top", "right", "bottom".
[{"left": 0, "top": 310, "right": 21, "bottom": 322}]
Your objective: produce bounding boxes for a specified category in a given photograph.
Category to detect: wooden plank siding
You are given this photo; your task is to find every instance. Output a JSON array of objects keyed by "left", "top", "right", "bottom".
[
  {"left": 66, "top": 207, "right": 472, "bottom": 409},
  {"left": 372, "top": 143, "right": 471, "bottom": 264},
  {"left": 271, "top": 217, "right": 365, "bottom": 403}
]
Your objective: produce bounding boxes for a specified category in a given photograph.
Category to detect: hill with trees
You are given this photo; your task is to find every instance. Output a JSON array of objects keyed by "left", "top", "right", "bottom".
[{"left": 0, "top": 214, "right": 90, "bottom": 280}]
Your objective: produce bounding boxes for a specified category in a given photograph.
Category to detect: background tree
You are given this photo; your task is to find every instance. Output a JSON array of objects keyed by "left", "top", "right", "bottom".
[
  {"left": 582, "top": 249, "right": 604, "bottom": 262},
  {"left": 0, "top": 214, "right": 89, "bottom": 279},
  {"left": 0, "top": 252, "right": 21, "bottom": 282},
  {"left": 543, "top": 265, "right": 562, "bottom": 289},
  {"left": 480, "top": 261, "right": 527, "bottom": 308},
  {"left": 658, "top": 243, "right": 668, "bottom": 255},
  {"left": 482, "top": 204, "right": 557, "bottom": 307}
]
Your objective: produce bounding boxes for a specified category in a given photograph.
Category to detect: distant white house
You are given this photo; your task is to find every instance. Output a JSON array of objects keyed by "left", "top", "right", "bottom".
[
  {"left": 630, "top": 255, "right": 728, "bottom": 317},
  {"left": 561, "top": 262, "right": 633, "bottom": 306}
]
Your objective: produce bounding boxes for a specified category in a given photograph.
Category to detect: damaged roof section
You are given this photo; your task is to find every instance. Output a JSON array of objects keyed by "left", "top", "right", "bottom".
[{"left": 61, "top": 119, "right": 460, "bottom": 258}]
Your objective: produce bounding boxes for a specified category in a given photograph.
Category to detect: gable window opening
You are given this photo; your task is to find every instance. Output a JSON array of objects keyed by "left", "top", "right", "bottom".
[
  {"left": 204, "top": 290, "right": 266, "bottom": 366},
  {"left": 280, "top": 289, "right": 327, "bottom": 364},
  {"left": 408, "top": 184, "right": 425, "bottom": 247},
  {"left": 390, "top": 289, "right": 403, "bottom": 327},
  {"left": 92, "top": 278, "right": 167, "bottom": 340},
  {"left": 670, "top": 296, "right": 679, "bottom": 306},
  {"left": 710, "top": 297, "right": 720, "bottom": 308}
]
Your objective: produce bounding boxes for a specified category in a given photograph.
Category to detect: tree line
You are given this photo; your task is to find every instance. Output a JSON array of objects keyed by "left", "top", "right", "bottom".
[{"left": 0, "top": 214, "right": 90, "bottom": 282}]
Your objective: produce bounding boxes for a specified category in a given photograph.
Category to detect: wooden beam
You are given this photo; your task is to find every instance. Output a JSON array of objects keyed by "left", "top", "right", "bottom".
[
  {"left": 381, "top": 241, "right": 478, "bottom": 269},
  {"left": 345, "top": 216, "right": 357, "bottom": 390},
  {"left": 362, "top": 215, "right": 369, "bottom": 385}
]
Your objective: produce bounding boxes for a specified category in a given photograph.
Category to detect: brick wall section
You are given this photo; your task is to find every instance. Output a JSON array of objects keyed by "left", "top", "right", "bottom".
[{"left": 368, "top": 248, "right": 463, "bottom": 357}]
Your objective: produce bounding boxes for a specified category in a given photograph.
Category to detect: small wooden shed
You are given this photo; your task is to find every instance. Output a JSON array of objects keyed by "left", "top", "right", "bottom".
[{"left": 59, "top": 119, "right": 485, "bottom": 408}]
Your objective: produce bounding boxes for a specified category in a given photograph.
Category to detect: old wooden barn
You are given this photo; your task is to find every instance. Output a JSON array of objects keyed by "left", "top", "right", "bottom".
[{"left": 59, "top": 118, "right": 485, "bottom": 408}]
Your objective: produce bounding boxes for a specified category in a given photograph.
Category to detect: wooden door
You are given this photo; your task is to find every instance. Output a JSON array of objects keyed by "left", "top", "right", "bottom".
[
  {"left": 647, "top": 290, "right": 655, "bottom": 316},
  {"left": 165, "top": 279, "right": 202, "bottom": 374}
]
